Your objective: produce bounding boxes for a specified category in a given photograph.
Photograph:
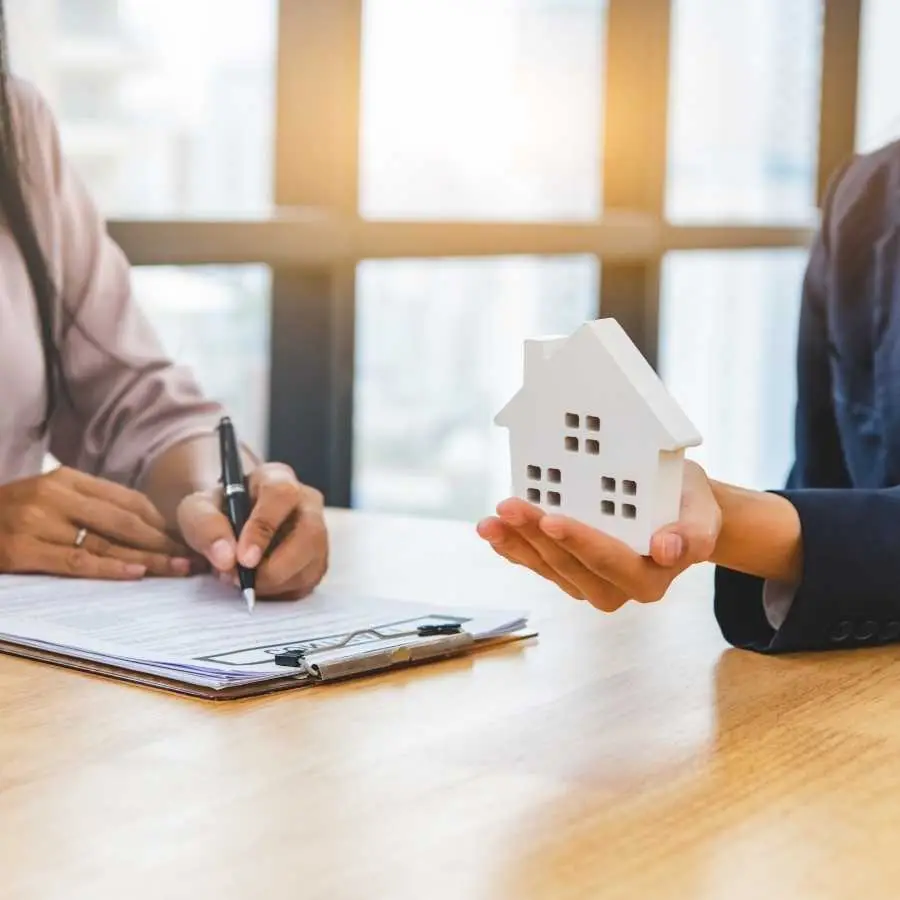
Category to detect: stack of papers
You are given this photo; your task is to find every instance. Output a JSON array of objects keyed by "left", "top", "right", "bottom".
[{"left": 0, "top": 575, "right": 529, "bottom": 695}]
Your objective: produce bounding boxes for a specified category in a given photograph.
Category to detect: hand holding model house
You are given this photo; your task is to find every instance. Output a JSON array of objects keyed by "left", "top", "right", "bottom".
[{"left": 480, "top": 318, "right": 722, "bottom": 612}]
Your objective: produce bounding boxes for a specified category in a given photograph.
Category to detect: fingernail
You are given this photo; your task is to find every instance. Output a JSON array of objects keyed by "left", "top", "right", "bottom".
[
  {"left": 499, "top": 510, "right": 524, "bottom": 526},
  {"left": 171, "top": 557, "right": 192, "bottom": 576},
  {"left": 210, "top": 539, "right": 234, "bottom": 571},
  {"left": 125, "top": 564, "right": 147, "bottom": 578},
  {"left": 241, "top": 545, "right": 263, "bottom": 568},
  {"left": 540, "top": 516, "right": 565, "bottom": 538},
  {"left": 663, "top": 534, "right": 683, "bottom": 562},
  {"left": 476, "top": 519, "right": 497, "bottom": 541}
]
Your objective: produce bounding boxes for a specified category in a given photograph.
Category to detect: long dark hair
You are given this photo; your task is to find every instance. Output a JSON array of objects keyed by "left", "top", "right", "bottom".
[{"left": 0, "top": 2, "right": 69, "bottom": 433}]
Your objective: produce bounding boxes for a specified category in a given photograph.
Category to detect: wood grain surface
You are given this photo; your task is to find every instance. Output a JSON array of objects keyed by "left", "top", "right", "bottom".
[{"left": 2, "top": 510, "right": 895, "bottom": 900}]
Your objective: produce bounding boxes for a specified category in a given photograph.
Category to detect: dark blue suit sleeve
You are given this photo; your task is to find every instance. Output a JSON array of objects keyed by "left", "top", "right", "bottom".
[
  {"left": 714, "top": 163, "right": 861, "bottom": 653},
  {"left": 787, "top": 163, "right": 852, "bottom": 491},
  {"left": 715, "top": 486, "right": 900, "bottom": 652}
]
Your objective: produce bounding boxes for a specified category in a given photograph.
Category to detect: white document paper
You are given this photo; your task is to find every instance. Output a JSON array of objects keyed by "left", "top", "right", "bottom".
[{"left": 0, "top": 575, "right": 528, "bottom": 691}]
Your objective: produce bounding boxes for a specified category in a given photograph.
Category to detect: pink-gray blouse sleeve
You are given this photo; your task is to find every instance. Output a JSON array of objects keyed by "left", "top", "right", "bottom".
[{"left": 14, "top": 79, "right": 223, "bottom": 487}]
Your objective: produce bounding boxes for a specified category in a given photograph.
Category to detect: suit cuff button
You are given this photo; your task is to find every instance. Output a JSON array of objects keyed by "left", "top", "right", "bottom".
[
  {"left": 830, "top": 620, "right": 853, "bottom": 642},
  {"left": 855, "top": 620, "right": 878, "bottom": 640}
]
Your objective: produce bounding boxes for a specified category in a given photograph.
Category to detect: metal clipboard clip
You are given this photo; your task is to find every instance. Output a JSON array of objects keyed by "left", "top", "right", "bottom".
[{"left": 272, "top": 623, "right": 475, "bottom": 682}]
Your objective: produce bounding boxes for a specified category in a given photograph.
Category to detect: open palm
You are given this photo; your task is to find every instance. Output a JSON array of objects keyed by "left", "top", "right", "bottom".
[{"left": 476, "top": 460, "right": 721, "bottom": 612}]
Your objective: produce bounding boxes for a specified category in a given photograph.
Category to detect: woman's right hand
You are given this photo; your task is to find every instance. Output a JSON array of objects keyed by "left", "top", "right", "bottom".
[
  {"left": 477, "top": 460, "right": 722, "bottom": 611},
  {"left": 0, "top": 466, "right": 195, "bottom": 580}
]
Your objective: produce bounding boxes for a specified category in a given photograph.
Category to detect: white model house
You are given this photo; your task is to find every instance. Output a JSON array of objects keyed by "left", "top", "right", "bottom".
[{"left": 494, "top": 318, "right": 702, "bottom": 555}]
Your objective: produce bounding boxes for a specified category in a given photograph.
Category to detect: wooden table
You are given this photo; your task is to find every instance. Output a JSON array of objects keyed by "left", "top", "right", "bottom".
[{"left": 3, "top": 510, "right": 899, "bottom": 900}]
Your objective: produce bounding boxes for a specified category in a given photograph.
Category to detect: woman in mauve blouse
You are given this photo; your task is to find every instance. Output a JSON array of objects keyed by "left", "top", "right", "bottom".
[{"left": 0, "top": 44, "right": 327, "bottom": 597}]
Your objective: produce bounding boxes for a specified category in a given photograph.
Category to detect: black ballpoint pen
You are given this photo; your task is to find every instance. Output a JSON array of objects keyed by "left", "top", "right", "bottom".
[{"left": 217, "top": 416, "right": 255, "bottom": 612}]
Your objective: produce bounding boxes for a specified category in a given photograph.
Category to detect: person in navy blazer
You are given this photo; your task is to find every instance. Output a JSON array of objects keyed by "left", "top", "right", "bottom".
[{"left": 476, "top": 143, "right": 900, "bottom": 654}]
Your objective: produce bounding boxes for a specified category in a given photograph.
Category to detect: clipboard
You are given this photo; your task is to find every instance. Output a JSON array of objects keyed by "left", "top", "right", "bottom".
[
  {"left": 0, "top": 624, "right": 535, "bottom": 701},
  {"left": 0, "top": 574, "right": 534, "bottom": 700}
]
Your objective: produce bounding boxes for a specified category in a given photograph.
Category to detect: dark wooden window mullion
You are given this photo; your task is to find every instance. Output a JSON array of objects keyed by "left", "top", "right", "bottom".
[{"left": 599, "top": 0, "right": 672, "bottom": 370}]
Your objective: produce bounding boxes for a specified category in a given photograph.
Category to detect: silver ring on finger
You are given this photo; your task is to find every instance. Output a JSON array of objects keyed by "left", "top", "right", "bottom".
[{"left": 74, "top": 527, "right": 88, "bottom": 548}]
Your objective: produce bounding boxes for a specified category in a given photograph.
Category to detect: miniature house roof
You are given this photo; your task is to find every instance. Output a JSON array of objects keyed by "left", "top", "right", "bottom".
[{"left": 495, "top": 318, "right": 702, "bottom": 451}]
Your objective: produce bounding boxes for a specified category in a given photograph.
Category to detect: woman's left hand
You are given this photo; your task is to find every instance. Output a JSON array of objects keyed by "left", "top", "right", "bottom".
[{"left": 176, "top": 462, "right": 328, "bottom": 599}]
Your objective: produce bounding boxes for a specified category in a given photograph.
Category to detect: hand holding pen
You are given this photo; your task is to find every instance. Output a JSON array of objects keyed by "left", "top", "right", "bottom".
[{"left": 174, "top": 418, "right": 330, "bottom": 606}]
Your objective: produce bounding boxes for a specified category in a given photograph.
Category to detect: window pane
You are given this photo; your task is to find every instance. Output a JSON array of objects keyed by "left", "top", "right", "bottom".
[
  {"left": 132, "top": 266, "right": 271, "bottom": 456},
  {"left": 353, "top": 257, "right": 598, "bottom": 519},
  {"left": 7, "top": 0, "right": 277, "bottom": 216},
  {"left": 857, "top": 0, "right": 900, "bottom": 153},
  {"left": 360, "top": 0, "right": 607, "bottom": 220},
  {"left": 659, "top": 250, "right": 807, "bottom": 490},
  {"left": 58, "top": 0, "right": 119, "bottom": 36},
  {"left": 667, "top": 0, "right": 823, "bottom": 223}
]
